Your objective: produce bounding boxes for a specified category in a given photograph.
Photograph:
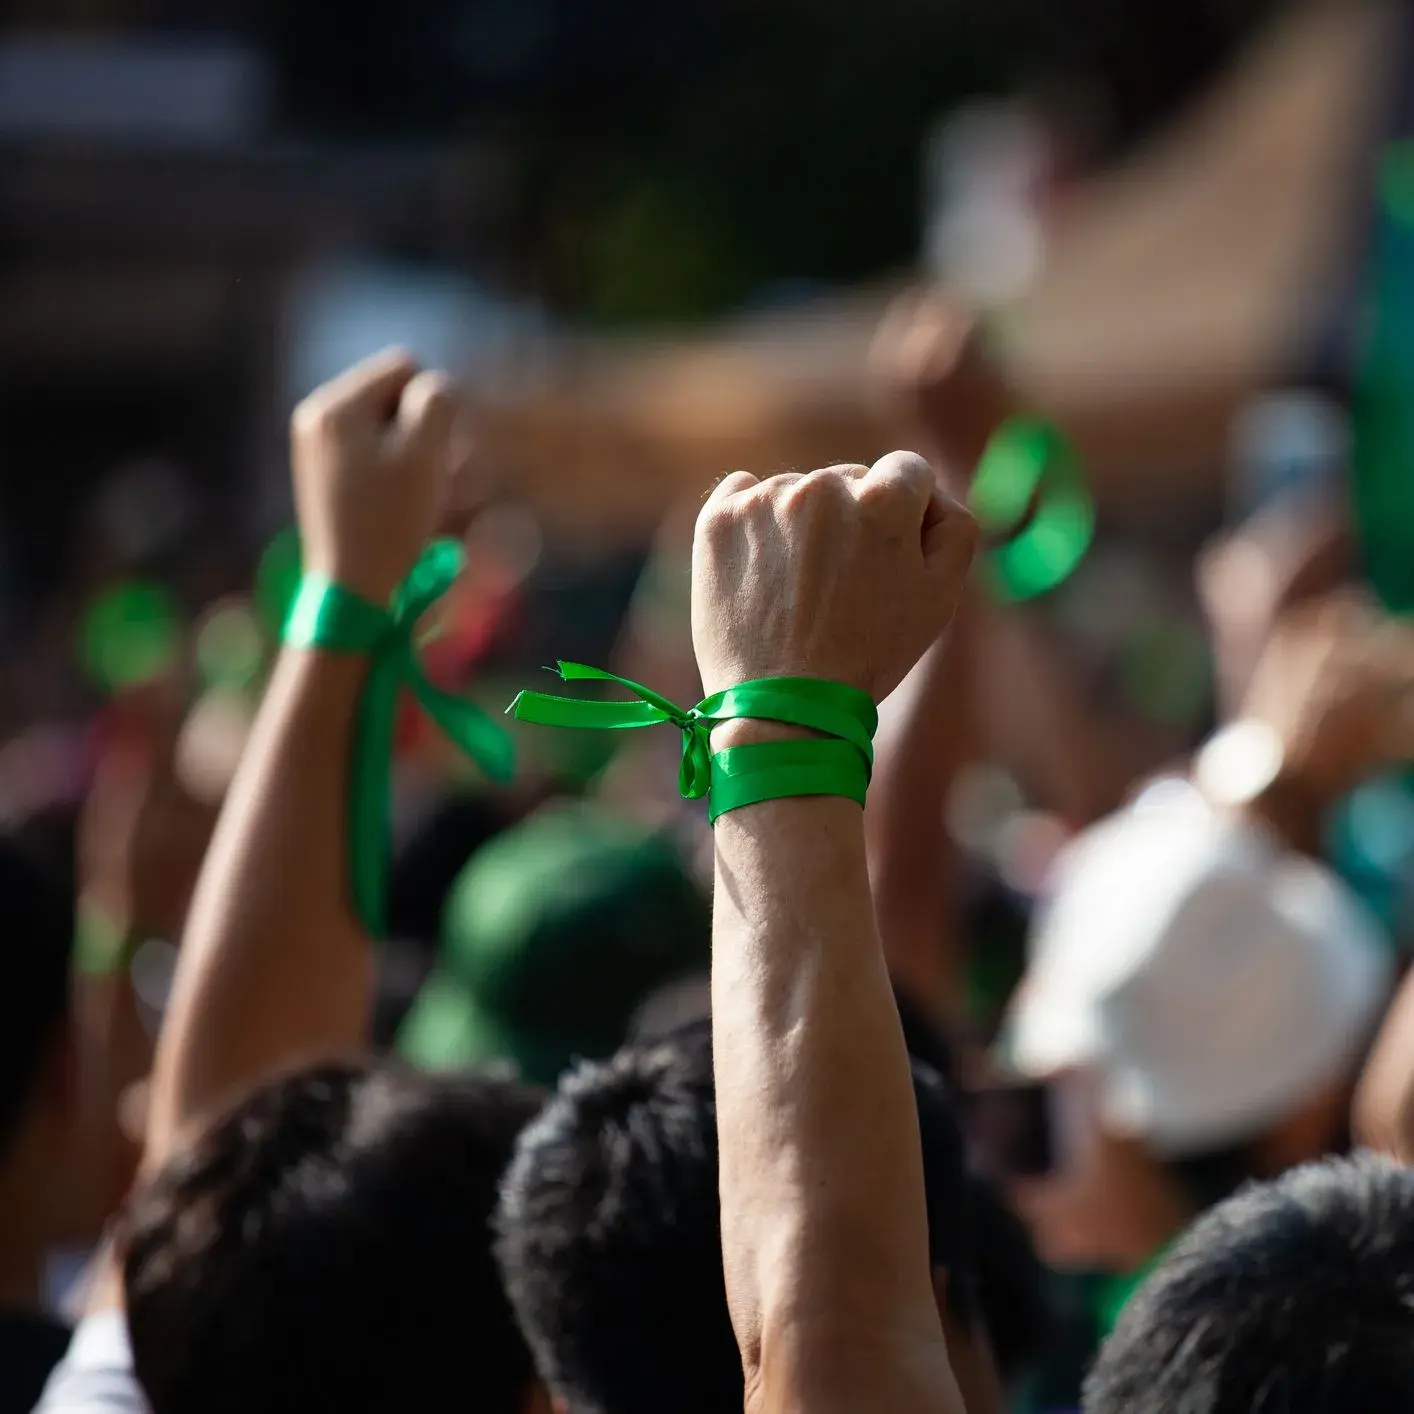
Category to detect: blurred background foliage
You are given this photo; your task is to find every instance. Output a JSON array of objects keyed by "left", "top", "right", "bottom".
[{"left": 266, "top": 0, "right": 1288, "bottom": 324}]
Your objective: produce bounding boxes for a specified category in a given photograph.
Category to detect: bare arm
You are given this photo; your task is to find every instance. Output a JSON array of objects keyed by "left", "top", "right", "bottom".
[
  {"left": 713, "top": 790, "right": 963, "bottom": 1414},
  {"left": 696, "top": 454, "right": 977, "bottom": 1414},
  {"left": 144, "top": 349, "right": 458, "bottom": 1161},
  {"left": 866, "top": 624, "right": 975, "bottom": 1018},
  {"left": 143, "top": 647, "right": 373, "bottom": 1160}
]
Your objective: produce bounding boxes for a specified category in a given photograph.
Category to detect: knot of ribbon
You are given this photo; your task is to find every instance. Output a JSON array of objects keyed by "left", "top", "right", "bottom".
[
  {"left": 507, "top": 663, "right": 877, "bottom": 807},
  {"left": 283, "top": 538, "right": 515, "bottom": 937}
]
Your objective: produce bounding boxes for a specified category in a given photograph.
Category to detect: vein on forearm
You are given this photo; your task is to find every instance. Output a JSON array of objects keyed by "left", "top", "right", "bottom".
[{"left": 712, "top": 797, "right": 940, "bottom": 1349}]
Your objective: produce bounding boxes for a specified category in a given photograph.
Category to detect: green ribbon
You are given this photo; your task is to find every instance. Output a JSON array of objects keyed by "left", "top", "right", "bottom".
[
  {"left": 709, "top": 739, "right": 869, "bottom": 820},
  {"left": 282, "top": 539, "right": 516, "bottom": 938},
  {"left": 971, "top": 417, "right": 1095, "bottom": 603},
  {"left": 507, "top": 663, "right": 876, "bottom": 818}
]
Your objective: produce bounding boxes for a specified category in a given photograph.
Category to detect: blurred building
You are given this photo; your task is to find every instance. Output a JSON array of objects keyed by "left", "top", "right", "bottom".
[{"left": 0, "top": 28, "right": 507, "bottom": 617}]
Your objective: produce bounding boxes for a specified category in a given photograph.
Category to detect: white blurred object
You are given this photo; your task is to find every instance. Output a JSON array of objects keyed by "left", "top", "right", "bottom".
[
  {"left": 1230, "top": 390, "right": 1348, "bottom": 520},
  {"left": 1008, "top": 798, "right": 1391, "bottom": 1156},
  {"left": 175, "top": 689, "right": 252, "bottom": 807},
  {"left": 286, "top": 259, "right": 547, "bottom": 404},
  {"left": 130, "top": 939, "right": 179, "bottom": 1022},
  {"left": 1193, "top": 718, "right": 1286, "bottom": 807},
  {"left": 924, "top": 103, "right": 1050, "bottom": 304},
  {"left": 947, "top": 763, "right": 1027, "bottom": 859}
]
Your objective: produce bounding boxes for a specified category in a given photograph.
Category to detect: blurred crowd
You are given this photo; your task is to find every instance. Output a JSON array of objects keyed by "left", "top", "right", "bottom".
[{"left": 8, "top": 4, "right": 1414, "bottom": 1414}]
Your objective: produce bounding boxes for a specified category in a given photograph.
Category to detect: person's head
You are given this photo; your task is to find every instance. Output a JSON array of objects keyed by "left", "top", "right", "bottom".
[
  {"left": 122, "top": 1059, "right": 548, "bottom": 1414},
  {"left": 1004, "top": 797, "right": 1390, "bottom": 1272},
  {"left": 496, "top": 1021, "right": 1002, "bottom": 1414},
  {"left": 398, "top": 804, "right": 710, "bottom": 1084},
  {"left": 0, "top": 835, "right": 77, "bottom": 1226},
  {"left": 1085, "top": 1153, "right": 1414, "bottom": 1413},
  {"left": 624, "top": 979, "right": 1048, "bottom": 1391}
]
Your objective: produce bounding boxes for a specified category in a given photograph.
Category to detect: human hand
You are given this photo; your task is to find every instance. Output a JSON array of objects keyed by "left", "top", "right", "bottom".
[
  {"left": 1241, "top": 593, "right": 1414, "bottom": 799},
  {"left": 690, "top": 452, "right": 978, "bottom": 702},
  {"left": 291, "top": 348, "right": 461, "bottom": 604},
  {"left": 868, "top": 289, "right": 1016, "bottom": 484}
]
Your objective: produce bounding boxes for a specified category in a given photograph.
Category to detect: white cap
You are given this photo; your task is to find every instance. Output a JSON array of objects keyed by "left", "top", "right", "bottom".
[{"left": 1008, "top": 795, "right": 1392, "bottom": 1157}]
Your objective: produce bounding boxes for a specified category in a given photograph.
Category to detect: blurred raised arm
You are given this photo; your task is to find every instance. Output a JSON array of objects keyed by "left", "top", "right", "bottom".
[{"left": 143, "top": 351, "right": 459, "bottom": 1163}]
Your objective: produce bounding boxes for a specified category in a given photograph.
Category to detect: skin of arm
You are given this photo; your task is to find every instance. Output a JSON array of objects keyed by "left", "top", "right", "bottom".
[
  {"left": 694, "top": 453, "right": 977, "bottom": 1414},
  {"left": 85, "top": 350, "right": 461, "bottom": 1313},
  {"left": 143, "top": 647, "right": 373, "bottom": 1161},
  {"left": 865, "top": 630, "right": 973, "bottom": 1018}
]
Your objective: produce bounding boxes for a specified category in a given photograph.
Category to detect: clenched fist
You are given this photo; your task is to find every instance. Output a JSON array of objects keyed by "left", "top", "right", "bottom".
[
  {"left": 691, "top": 452, "right": 978, "bottom": 703},
  {"left": 291, "top": 348, "right": 460, "bottom": 603},
  {"left": 868, "top": 290, "right": 1016, "bottom": 484}
]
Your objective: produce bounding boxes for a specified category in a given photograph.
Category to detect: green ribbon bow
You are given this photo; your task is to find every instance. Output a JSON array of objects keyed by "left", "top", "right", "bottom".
[
  {"left": 283, "top": 538, "right": 516, "bottom": 938},
  {"left": 507, "top": 663, "right": 876, "bottom": 815}
]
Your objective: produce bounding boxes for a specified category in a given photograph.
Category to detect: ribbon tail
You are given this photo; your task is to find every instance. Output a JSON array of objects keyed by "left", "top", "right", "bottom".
[
  {"left": 394, "top": 539, "right": 467, "bottom": 622},
  {"left": 348, "top": 652, "right": 401, "bottom": 939},
  {"left": 677, "top": 723, "right": 713, "bottom": 799},
  {"left": 417, "top": 680, "right": 518, "bottom": 783},
  {"left": 551, "top": 662, "right": 688, "bottom": 720},
  {"left": 506, "top": 690, "right": 670, "bottom": 731}
]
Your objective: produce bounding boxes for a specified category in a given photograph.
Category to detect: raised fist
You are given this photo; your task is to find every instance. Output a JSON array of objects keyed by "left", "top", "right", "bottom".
[
  {"left": 291, "top": 349, "right": 460, "bottom": 604},
  {"left": 868, "top": 289, "right": 1017, "bottom": 484},
  {"left": 690, "top": 452, "right": 978, "bottom": 704}
]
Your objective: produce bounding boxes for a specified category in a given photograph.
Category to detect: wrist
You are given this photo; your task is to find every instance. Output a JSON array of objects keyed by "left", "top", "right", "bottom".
[
  {"left": 302, "top": 557, "right": 405, "bottom": 609},
  {"left": 710, "top": 718, "right": 823, "bottom": 752}
]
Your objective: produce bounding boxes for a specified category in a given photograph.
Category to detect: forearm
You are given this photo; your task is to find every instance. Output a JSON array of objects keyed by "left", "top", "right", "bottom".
[
  {"left": 711, "top": 786, "right": 950, "bottom": 1401},
  {"left": 866, "top": 625, "right": 972, "bottom": 1014},
  {"left": 145, "top": 646, "right": 372, "bottom": 1161}
]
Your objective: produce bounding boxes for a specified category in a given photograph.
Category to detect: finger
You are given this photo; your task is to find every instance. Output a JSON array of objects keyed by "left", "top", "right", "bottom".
[
  {"left": 702, "top": 470, "right": 760, "bottom": 511},
  {"left": 860, "top": 449, "right": 937, "bottom": 518},
  {"left": 315, "top": 347, "right": 420, "bottom": 425},
  {"left": 395, "top": 369, "right": 461, "bottom": 457},
  {"left": 811, "top": 463, "right": 871, "bottom": 480},
  {"left": 922, "top": 488, "right": 980, "bottom": 582}
]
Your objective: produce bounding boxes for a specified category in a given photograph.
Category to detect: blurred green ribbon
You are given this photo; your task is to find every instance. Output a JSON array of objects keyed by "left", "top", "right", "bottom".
[
  {"left": 283, "top": 538, "right": 516, "bottom": 937},
  {"left": 508, "top": 663, "right": 876, "bottom": 819},
  {"left": 971, "top": 416, "right": 1094, "bottom": 602}
]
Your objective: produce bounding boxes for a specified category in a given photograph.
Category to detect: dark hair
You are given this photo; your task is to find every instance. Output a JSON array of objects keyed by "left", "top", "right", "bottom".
[
  {"left": 1163, "top": 1139, "right": 1261, "bottom": 1213},
  {"left": 123, "top": 1059, "right": 545, "bottom": 1414},
  {"left": 969, "top": 1174, "right": 1051, "bottom": 1384},
  {"left": 496, "top": 1020, "right": 978, "bottom": 1414},
  {"left": 1085, "top": 1153, "right": 1414, "bottom": 1414},
  {"left": 623, "top": 984, "right": 1051, "bottom": 1387},
  {"left": 0, "top": 835, "right": 74, "bottom": 1159}
]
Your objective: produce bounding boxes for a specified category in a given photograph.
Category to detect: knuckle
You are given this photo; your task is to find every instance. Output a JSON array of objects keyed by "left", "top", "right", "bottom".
[
  {"left": 784, "top": 467, "right": 854, "bottom": 511},
  {"left": 292, "top": 393, "right": 348, "bottom": 442},
  {"left": 290, "top": 395, "right": 325, "bottom": 440},
  {"left": 408, "top": 370, "right": 456, "bottom": 415},
  {"left": 696, "top": 499, "right": 741, "bottom": 545}
]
